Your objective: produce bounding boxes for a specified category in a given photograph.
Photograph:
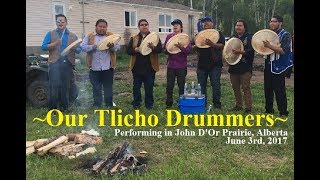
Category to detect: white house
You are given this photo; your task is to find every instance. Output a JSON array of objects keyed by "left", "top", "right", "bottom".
[{"left": 26, "top": 0, "right": 202, "bottom": 54}]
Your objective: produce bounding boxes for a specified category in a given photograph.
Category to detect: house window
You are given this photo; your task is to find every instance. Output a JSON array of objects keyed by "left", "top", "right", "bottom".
[
  {"left": 55, "top": 5, "right": 64, "bottom": 14},
  {"left": 158, "top": 14, "right": 172, "bottom": 33},
  {"left": 52, "top": 2, "right": 66, "bottom": 27},
  {"left": 124, "top": 11, "right": 137, "bottom": 27}
]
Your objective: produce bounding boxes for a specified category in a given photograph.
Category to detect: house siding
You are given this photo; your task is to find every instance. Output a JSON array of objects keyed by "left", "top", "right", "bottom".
[
  {"left": 26, "top": 0, "right": 54, "bottom": 46},
  {"left": 26, "top": 0, "right": 202, "bottom": 54}
]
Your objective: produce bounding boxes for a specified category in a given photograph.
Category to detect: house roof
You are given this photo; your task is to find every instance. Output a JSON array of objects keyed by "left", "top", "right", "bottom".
[{"left": 106, "top": 0, "right": 201, "bottom": 12}]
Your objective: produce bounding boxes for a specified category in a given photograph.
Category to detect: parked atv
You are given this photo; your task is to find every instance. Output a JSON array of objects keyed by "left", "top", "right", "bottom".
[{"left": 26, "top": 54, "right": 79, "bottom": 107}]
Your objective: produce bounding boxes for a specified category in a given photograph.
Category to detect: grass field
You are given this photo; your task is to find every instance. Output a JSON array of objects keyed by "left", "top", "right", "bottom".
[{"left": 26, "top": 52, "right": 294, "bottom": 179}]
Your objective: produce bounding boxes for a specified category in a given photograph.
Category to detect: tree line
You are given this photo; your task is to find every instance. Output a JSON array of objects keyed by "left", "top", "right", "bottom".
[{"left": 161, "top": 0, "right": 294, "bottom": 36}]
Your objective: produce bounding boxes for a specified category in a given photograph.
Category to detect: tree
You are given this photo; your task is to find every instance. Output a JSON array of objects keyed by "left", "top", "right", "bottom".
[{"left": 161, "top": 0, "right": 293, "bottom": 34}]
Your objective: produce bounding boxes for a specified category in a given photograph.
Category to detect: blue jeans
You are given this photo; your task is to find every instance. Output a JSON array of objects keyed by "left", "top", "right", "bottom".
[
  {"left": 197, "top": 66, "right": 222, "bottom": 108},
  {"left": 89, "top": 69, "right": 114, "bottom": 107},
  {"left": 132, "top": 72, "right": 155, "bottom": 108},
  {"left": 48, "top": 60, "right": 73, "bottom": 111}
]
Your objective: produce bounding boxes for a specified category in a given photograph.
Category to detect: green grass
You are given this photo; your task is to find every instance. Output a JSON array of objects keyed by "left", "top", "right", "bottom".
[{"left": 26, "top": 53, "right": 294, "bottom": 179}]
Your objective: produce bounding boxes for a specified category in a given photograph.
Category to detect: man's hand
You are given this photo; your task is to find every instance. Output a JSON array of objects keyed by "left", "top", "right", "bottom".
[
  {"left": 107, "top": 42, "right": 114, "bottom": 49},
  {"left": 262, "top": 40, "right": 271, "bottom": 48},
  {"left": 48, "top": 39, "right": 61, "bottom": 49},
  {"left": 70, "top": 45, "right": 78, "bottom": 52},
  {"left": 147, "top": 42, "right": 155, "bottom": 49},
  {"left": 205, "top": 38, "right": 215, "bottom": 47},
  {"left": 91, "top": 44, "right": 97, "bottom": 52},
  {"left": 53, "top": 39, "right": 61, "bottom": 47},
  {"left": 134, "top": 47, "right": 140, "bottom": 52},
  {"left": 164, "top": 49, "right": 170, "bottom": 55},
  {"left": 232, "top": 49, "right": 244, "bottom": 55},
  {"left": 174, "top": 42, "right": 183, "bottom": 49}
]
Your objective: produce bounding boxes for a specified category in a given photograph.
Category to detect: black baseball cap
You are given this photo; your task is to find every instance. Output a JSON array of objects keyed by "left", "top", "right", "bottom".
[
  {"left": 201, "top": 16, "right": 214, "bottom": 23},
  {"left": 171, "top": 19, "right": 183, "bottom": 26}
]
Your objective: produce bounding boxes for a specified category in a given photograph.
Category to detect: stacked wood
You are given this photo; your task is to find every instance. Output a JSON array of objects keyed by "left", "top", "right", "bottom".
[
  {"left": 68, "top": 147, "right": 97, "bottom": 159},
  {"left": 26, "top": 141, "right": 36, "bottom": 148},
  {"left": 26, "top": 146, "right": 35, "bottom": 155},
  {"left": 37, "top": 136, "right": 68, "bottom": 155},
  {"left": 49, "top": 142, "right": 84, "bottom": 156},
  {"left": 33, "top": 138, "right": 50, "bottom": 149},
  {"left": 66, "top": 133, "right": 102, "bottom": 145},
  {"left": 74, "top": 134, "right": 103, "bottom": 145},
  {"left": 26, "top": 130, "right": 102, "bottom": 158}
]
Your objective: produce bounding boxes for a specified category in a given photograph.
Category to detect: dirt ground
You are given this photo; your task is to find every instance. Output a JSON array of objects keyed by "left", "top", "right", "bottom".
[
  {"left": 156, "top": 54, "right": 294, "bottom": 86},
  {"left": 79, "top": 54, "right": 293, "bottom": 87}
]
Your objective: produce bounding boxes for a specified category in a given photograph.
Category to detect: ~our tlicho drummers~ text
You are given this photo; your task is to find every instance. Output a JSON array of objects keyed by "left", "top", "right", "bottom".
[{"left": 33, "top": 109, "right": 288, "bottom": 127}]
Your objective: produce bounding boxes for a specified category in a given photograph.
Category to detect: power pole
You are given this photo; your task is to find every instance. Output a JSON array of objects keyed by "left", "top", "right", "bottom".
[
  {"left": 202, "top": 0, "right": 206, "bottom": 16},
  {"left": 79, "top": 0, "right": 89, "bottom": 38}
]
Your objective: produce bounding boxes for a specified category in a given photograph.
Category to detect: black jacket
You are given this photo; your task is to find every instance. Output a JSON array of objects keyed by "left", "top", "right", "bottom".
[{"left": 197, "top": 30, "right": 225, "bottom": 70}]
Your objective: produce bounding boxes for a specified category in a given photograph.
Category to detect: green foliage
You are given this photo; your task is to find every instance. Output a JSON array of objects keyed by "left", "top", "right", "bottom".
[
  {"left": 164, "top": 0, "right": 294, "bottom": 35},
  {"left": 283, "top": 14, "right": 294, "bottom": 33}
]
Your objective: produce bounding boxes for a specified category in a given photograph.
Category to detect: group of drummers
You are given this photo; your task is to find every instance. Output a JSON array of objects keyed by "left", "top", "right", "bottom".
[{"left": 42, "top": 14, "right": 293, "bottom": 116}]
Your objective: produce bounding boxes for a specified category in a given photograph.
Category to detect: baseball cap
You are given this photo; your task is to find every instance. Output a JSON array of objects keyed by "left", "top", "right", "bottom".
[
  {"left": 171, "top": 19, "right": 183, "bottom": 26},
  {"left": 201, "top": 16, "right": 214, "bottom": 23}
]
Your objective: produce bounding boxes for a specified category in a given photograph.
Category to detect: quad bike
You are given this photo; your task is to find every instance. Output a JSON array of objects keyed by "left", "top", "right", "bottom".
[{"left": 26, "top": 54, "right": 79, "bottom": 107}]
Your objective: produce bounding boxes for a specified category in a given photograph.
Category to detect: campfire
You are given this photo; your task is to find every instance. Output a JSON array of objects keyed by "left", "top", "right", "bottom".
[{"left": 88, "top": 141, "right": 147, "bottom": 176}]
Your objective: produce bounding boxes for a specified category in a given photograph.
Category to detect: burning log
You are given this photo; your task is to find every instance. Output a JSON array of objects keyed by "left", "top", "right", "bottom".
[
  {"left": 37, "top": 136, "right": 68, "bottom": 155},
  {"left": 109, "top": 163, "right": 121, "bottom": 174},
  {"left": 92, "top": 142, "right": 129, "bottom": 173},
  {"left": 91, "top": 142, "right": 146, "bottom": 176}
]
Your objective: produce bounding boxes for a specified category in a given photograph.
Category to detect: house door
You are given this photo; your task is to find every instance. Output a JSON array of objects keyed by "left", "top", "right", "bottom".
[{"left": 188, "top": 15, "right": 194, "bottom": 38}]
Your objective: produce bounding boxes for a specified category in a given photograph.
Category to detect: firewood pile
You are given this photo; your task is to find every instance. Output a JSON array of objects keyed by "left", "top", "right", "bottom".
[
  {"left": 90, "top": 141, "right": 147, "bottom": 176},
  {"left": 26, "top": 129, "right": 102, "bottom": 159}
]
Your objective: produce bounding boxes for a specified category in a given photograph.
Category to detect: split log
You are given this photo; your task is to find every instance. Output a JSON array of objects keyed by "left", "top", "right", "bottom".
[
  {"left": 49, "top": 143, "right": 85, "bottom": 156},
  {"left": 75, "top": 147, "right": 97, "bottom": 157},
  {"left": 26, "top": 146, "right": 35, "bottom": 155},
  {"left": 26, "top": 141, "right": 36, "bottom": 148},
  {"left": 48, "top": 140, "right": 77, "bottom": 152},
  {"left": 37, "top": 136, "right": 68, "bottom": 155},
  {"left": 74, "top": 134, "right": 103, "bottom": 145},
  {"left": 68, "top": 155, "right": 76, "bottom": 159},
  {"left": 33, "top": 136, "right": 60, "bottom": 149},
  {"left": 33, "top": 139, "right": 49, "bottom": 149},
  {"left": 66, "top": 133, "right": 77, "bottom": 141},
  {"left": 81, "top": 129, "right": 99, "bottom": 136}
]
